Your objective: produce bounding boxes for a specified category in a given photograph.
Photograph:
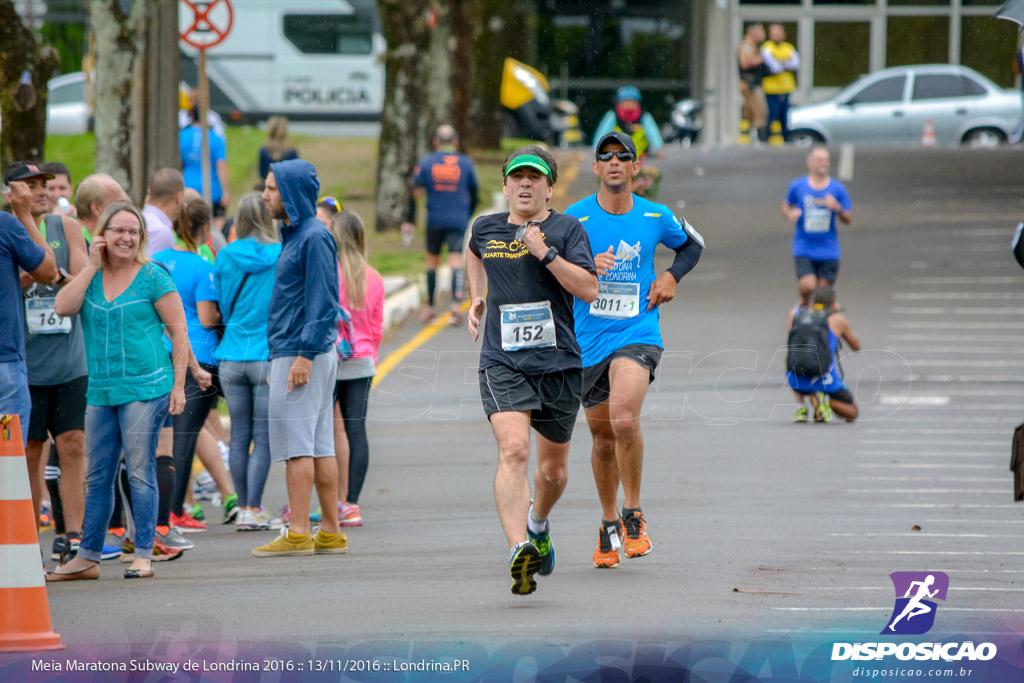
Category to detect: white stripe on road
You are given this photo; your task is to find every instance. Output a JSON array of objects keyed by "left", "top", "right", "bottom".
[
  {"left": 844, "top": 550, "right": 1024, "bottom": 555},
  {"left": 847, "top": 504, "right": 1020, "bottom": 509},
  {"left": 886, "top": 334, "right": 1023, "bottom": 343},
  {"left": 849, "top": 476, "right": 1004, "bottom": 482},
  {"left": 0, "top": 458, "right": 30, "bottom": 501},
  {"left": 804, "top": 586, "right": 1024, "bottom": 592},
  {"left": 899, "top": 276, "right": 1022, "bottom": 285},
  {"left": 773, "top": 607, "right": 1024, "bottom": 612},
  {"left": 877, "top": 395, "right": 948, "bottom": 406},
  {"left": 896, "top": 359, "right": 1023, "bottom": 367},
  {"left": 845, "top": 489, "right": 1004, "bottom": 495},
  {"left": 860, "top": 444, "right": 1003, "bottom": 448},
  {"left": 892, "top": 306, "right": 1024, "bottom": 315},
  {"left": 891, "top": 321, "right": 1024, "bottom": 329},
  {"left": 892, "top": 292, "right": 1018, "bottom": 300},
  {"left": 864, "top": 428, "right": 1003, "bottom": 435},
  {"left": 923, "top": 519, "right": 1024, "bottom": 524},
  {"left": 0, "top": 544, "right": 45, "bottom": 589},
  {"left": 856, "top": 451, "right": 1000, "bottom": 458},
  {"left": 837, "top": 143, "right": 855, "bottom": 181},
  {"left": 852, "top": 464, "right": 997, "bottom": 469},
  {"left": 826, "top": 532, "right": 1013, "bottom": 538},
  {"left": 882, "top": 345, "right": 1024, "bottom": 354}
]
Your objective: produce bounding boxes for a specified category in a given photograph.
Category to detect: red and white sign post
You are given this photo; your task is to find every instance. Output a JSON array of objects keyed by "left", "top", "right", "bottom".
[{"left": 180, "top": 0, "right": 233, "bottom": 206}]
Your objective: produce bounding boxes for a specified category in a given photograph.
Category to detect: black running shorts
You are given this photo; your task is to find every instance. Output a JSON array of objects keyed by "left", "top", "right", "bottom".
[
  {"left": 581, "top": 344, "right": 663, "bottom": 410},
  {"left": 426, "top": 227, "right": 466, "bottom": 256},
  {"left": 28, "top": 375, "right": 89, "bottom": 441},
  {"left": 478, "top": 365, "right": 582, "bottom": 444}
]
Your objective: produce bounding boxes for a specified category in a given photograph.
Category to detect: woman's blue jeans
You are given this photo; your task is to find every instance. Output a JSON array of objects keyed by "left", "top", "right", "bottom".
[{"left": 79, "top": 395, "right": 168, "bottom": 561}]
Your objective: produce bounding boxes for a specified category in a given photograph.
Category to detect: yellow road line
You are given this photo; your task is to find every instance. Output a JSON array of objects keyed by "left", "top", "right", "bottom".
[
  {"left": 373, "top": 299, "right": 472, "bottom": 387},
  {"left": 374, "top": 150, "right": 584, "bottom": 388}
]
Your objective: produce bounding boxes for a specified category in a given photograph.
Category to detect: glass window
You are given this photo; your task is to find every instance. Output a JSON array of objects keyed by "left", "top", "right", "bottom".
[
  {"left": 814, "top": 0, "right": 875, "bottom": 4},
  {"left": 813, "top": 22, "right": 869, "bottom": 87},
  {"left": 912, "top": 74, "right": 967, "bottom": 100},
  {"left": 886, "top": 16, "right": 949, "bottom": 67},
  {"left": 961, "top": 16, "right": 1018, "bottom": 87},
  {"left": 48, "top": 79, "right": 84, "bottom": 105},
  {"left": 848, "top": 76, "right": 906, "bottom": 104},
  {"left": 959, "top": 75, "right": 986, "bottom": 96},
  {"left": 888, "top": 0, "right": 948, "bottom": 5},
  {"left": 283, "top": 14, "right": 374, "bottom": 55}
]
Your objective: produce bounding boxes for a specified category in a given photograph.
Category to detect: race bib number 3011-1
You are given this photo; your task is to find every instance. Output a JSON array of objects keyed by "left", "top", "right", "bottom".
[
  {"left": 26, "top": 297, "right": 71, "bottom": 335},
  {"left": 591, "top": 281, "right": 640, "bottom": 319},
  {"left": 499, "top": 301, "right": 557, "bottom": 352}
]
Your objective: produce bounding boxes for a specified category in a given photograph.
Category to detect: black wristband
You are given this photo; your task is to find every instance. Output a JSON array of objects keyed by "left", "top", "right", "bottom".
[{"left": 541, "top": 246, "right": 559, "bottom": 265}]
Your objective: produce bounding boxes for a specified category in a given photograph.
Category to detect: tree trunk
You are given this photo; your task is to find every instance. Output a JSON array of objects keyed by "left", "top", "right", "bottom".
[
  {"left": 463, "top": 1, "right": 522, "bottom": 150},
  {"left": 90, "top": 0, "right": 151, "bottom": 197},
  {"left": 0, "top": 0, "right": 60, "bottom": 169},
  {"left": 134, "top": 0, "right": 181, "bottom": 205}
]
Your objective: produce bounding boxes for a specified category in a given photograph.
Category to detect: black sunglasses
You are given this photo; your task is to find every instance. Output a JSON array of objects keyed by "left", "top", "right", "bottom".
[
  {"left": 597, "top": 151, "right": 635, "bottom": 162},
  {"left": 514, "top": 220, "right": 542, "bottom": 243}
]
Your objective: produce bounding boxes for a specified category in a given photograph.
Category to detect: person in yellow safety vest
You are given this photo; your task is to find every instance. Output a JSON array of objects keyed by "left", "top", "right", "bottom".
[
  {"left": 592, "top": 86, "right": 663, "bottom": 162},
  {"left": 761, "top": 24, "right": 800, "bottom": 145}
]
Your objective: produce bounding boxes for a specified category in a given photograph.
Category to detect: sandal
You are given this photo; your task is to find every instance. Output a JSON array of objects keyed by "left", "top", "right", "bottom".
[{"left": 45, "top": 562, "right": 99, "bottom": 582}]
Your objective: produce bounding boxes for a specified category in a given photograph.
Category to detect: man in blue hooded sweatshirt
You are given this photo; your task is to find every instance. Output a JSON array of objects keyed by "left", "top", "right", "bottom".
[{"left": 252, "top": 159, "right": 348, "bottom": 557}]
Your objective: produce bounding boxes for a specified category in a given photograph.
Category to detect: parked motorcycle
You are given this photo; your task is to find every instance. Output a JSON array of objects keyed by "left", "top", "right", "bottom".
[{"left": 660, "top": 98, "right": 703, "bottom": 147}]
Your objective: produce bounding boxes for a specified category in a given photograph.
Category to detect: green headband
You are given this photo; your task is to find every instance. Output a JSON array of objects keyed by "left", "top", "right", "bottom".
[{"left": 504, "top": 154, "right": 552, "bottom": 179}]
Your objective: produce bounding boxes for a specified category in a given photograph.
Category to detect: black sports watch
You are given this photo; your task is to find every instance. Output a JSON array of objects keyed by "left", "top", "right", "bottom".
[
  {"left": 55, "top": 267, "right": 70, "bottom": 285},
  {"left": 541, "top": 246, "right": 559, "bottom": 266}
]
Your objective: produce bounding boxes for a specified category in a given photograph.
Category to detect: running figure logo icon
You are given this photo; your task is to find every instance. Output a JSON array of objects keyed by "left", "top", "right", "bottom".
[{"left": 883, "top": 571, "right": 949, "bottom": 635}]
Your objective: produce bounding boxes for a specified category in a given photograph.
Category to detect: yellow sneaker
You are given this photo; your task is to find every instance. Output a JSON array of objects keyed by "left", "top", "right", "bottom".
[
  {"left": 313, "top": 529, "right": 348, "bottom": 555},
  {"left": 251, "top": 529, "right": 314, "bottom": 557}
]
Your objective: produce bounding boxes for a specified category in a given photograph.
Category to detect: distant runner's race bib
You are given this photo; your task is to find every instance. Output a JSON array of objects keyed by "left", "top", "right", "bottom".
[
  {"left": 805, "top": 204, "right": 832, "bottom": 233},
  {"left": 500, "top": 301, "right": 556, "bottom": 351},
  {"left": 591, "top": 281, "right": 640, "bottom": 319},
  {"left": 26, "top": 297, "right": 71, "bottom": 335}
]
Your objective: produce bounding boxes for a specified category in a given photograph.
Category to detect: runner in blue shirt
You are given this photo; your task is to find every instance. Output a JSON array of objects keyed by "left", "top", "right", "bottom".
[
  {"left": 566, "top": 132, "right": 703, "bottom": 569},
  {"left": 403, "top": 125, "right": 478, "bottom": 325},
  {"left": 782, "top": 146, "right": 852, "bottom": 304}
]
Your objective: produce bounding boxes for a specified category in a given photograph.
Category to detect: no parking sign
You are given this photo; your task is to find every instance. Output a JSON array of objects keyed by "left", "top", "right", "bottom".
[{"left": 180, "top": 0, "right": 234, "bottom": 50}]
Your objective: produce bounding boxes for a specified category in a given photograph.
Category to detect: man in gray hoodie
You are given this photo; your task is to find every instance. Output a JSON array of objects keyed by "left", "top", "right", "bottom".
[{"left": 252, "top": 159, "right": 347, "bottom": 557}]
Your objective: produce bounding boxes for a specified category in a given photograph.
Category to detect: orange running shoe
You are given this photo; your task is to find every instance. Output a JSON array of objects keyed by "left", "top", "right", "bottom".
[
  {"left": 593, "top": 519, "right": 622, "bottom": 568},
  {"left": 623, "top": 509, "right": 652, "bottom": 558}
]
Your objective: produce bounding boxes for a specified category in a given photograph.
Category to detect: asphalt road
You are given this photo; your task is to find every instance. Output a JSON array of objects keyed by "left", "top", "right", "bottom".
[{"left": 18, "top": 144, "right": 1024, "bottom": 668}]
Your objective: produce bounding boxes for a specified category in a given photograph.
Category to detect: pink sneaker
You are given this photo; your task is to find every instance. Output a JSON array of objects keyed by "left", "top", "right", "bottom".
[{"left": 339, "top": 503, "right": 362, "bottom": 527}]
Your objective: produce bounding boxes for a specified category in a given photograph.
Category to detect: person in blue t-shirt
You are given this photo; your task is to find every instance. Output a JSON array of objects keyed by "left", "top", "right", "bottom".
[
  {"left": 566, "top": 131, "right": 704, "bottom": 570},
  {"left": 782, "top": 146, "right": 852, "bottom": 304},
  {"left": 179, "top": 107, "right": 230, "bottom": 225},
  {"left": 0, "top": 180, "right": 57, "bottom": 445},
  {"left": 153, "top": 197, "right": 238, "bottom": 534},
  {"left": 402, "top": 124, "right": 478, "bottom": 325},
  {"left": 787, "top": 285, "right": 860, "bottom": 423}
]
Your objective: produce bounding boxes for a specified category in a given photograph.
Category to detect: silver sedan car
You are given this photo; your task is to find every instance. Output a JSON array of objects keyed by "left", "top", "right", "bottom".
[{"left": 789, "top": 64, "right": 1024, "bottom": 147}]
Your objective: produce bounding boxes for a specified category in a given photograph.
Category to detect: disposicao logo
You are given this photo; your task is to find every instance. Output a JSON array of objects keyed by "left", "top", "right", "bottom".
[
  {"left": 884, "top": 571, "right": 948, "bottom": 635},
  {"left": 831, "top": 571, "right": 997, "bottom": 663}
]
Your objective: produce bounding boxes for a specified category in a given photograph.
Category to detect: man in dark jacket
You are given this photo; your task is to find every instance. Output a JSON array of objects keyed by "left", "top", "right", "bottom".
[{"left": 253, "top": 159, "right": 348, "bottom": 558}]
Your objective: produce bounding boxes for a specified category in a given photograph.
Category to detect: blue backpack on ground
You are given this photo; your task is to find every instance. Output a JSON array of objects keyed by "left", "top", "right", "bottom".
[{"left": 787, "top": 306, "right": 832, "bottom": 378}]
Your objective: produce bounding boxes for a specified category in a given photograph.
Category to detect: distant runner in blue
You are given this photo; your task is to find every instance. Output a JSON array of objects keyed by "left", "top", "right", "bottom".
[
  {"left": 566, "top": 131, "right": 704, "bottom": 570},
  {"left": 403, "top": 124, "right": 478, "bottom": 325},
  {"left": 782, "top": 146, "right": 852, "bottom": 304}
]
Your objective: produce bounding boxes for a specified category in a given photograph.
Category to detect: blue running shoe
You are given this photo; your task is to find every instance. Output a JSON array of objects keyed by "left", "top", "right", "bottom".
[
  {"left": 509, "top": 541, "right": 541, "bottom": 596},
  {"left": 527, "top": 523, "right": 554, "bottom": 576},
  {"left": 101, "top": 544, "right": 123, "bottom": 561},
  {"left": 309, "top": 508, "right": 322, "bottom": 523}
]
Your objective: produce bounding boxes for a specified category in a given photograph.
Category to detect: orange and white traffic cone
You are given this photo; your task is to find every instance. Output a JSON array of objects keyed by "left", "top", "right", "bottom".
[
  {"left": 0, "top": 415, "right": 63, "bottom": 652},
  {"left": 921, "top": 118, "right": 936, "bottom": 147}
]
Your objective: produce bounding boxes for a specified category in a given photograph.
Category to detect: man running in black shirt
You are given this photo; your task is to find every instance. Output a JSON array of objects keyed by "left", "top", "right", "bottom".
[{"left": 466, "top": 146, "right": 605, "bottom": 596}]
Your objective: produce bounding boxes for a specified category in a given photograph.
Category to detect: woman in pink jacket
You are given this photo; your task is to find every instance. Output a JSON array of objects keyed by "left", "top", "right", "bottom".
[{"left": 330, "top": 210, "right": 384, "bottom": 527}]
